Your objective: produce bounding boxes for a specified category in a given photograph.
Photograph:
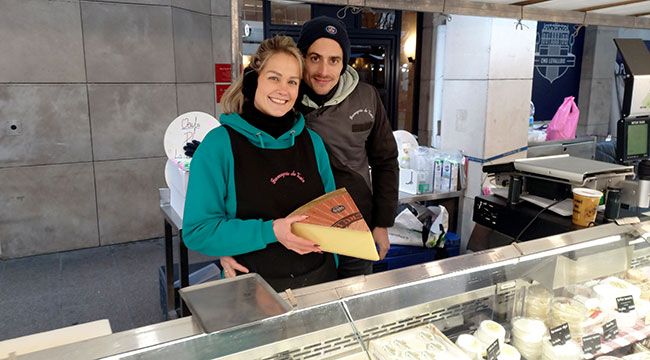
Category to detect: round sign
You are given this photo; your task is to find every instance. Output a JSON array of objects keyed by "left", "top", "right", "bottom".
[{"left": 163, "top": 112, "right": 220, "bottom": 161}]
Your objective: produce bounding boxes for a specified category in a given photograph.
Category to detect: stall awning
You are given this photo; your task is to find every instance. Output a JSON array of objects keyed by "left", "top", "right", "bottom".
[{"left": 303, "top": 0, "right": 650, "bottom": 29}]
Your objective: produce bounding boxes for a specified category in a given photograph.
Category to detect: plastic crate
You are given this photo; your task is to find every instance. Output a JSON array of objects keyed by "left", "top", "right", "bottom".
[
  {"left": 159, "top": 261, "right": 221, "bottom": 319},
  {"left": 445, "top": 232, "right": 460, "bottom": 257},
  {"left": 373, "top": 245, "right": 436, "bottom": 273}
]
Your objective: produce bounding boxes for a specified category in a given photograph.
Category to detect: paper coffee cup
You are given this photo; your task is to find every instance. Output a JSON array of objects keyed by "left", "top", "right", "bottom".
[{"left": 572, "top": 188, "right": 602, "bottom": 227}]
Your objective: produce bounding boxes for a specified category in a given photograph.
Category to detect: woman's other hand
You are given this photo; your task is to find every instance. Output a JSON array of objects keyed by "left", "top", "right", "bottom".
[
  {"left": 220, "top": 256, "right": 249, "bottom": 278},
  {"left": 273, "top": 215, "right": 322, "bottom": 255}
]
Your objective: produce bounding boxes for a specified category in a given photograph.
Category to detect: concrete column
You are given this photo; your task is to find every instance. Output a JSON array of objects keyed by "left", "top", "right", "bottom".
[
  {"left": 577, "top": 26, "right": 619, "bottom": 139},
  {"left": 438, "top": 15, "right": 537, "bottom": 251},
  {"left": 212, "top": 0, "right": 234, "bottom": 116},
  {"left": 578, "top": 26, "right": 650, "bottom": 139},
  {"left": 417, "top": 13, "right": 446, "bottom": 146}
]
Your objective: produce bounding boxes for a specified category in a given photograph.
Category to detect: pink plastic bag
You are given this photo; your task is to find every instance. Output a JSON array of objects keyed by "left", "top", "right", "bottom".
[{"left": 546, "top": 96, "right": 580, "bottom": 141}]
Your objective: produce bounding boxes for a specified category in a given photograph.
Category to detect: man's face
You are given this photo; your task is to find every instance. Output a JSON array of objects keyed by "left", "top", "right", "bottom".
[{"left": 303, "top": 38, "right": 344, "bottom": 95}]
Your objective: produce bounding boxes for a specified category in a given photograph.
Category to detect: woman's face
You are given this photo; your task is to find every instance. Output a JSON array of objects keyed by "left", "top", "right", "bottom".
[{"left": 254, "top": 52, "right": 301, "bottom": 117}]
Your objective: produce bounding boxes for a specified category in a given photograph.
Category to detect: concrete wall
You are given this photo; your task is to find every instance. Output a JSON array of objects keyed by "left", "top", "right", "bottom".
[
  {"left": 0, "top": 0, "right": 231, "bottom": 258},
  {"left": 438, "top": 15, "right": 537, "bottom": 250},
  {"left": 578, "top": 26, "right": 650, "bottom": 139}
]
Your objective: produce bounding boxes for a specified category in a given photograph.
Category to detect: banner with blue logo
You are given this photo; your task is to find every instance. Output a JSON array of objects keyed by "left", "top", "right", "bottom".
[{"left": 531, "top": 22, "right": 585, "bottom": 122}]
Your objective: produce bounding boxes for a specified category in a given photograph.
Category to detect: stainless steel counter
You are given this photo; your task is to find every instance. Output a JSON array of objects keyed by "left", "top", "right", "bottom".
[{"left": 18, "top": 220, "right": 649, "bottom": 360}]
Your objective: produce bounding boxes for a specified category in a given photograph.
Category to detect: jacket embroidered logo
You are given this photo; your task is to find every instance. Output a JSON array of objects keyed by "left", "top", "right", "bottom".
[{"left": 349, "top": 108, "right": 374, "bottom": 121}]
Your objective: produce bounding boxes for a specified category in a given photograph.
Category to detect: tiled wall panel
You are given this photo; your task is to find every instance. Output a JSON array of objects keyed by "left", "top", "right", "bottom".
[
  {"left": 173, "top": 8, "right": 213, "bottom": 83},
  {"left": 488, "top": 18, "right": 536, "bottom": 79},
  {"left": 0, "top": 85, "right": 92, "bottom": 167},
  {"left": 440, "top": 79, "right": 488, "bottom": 159},
  {"left": 0, "top": 0, "right": 85, "bottom": 83},
  {"left": 0, "top": 163, "right": 99, "bottom": 259},
  {"left": 84, "top": 0, "right": 171, "bottom": 5},
  {"left": 177, "top": 83, "right": 216, "bottom": 115},
  {"left": 82, "top": 1, "right": 175, "bottom": 83},
  {"left": 95, "top": 158, "right": 167, "bottom": 245},
  {"left": 443, "top": 15, "right": 491, "bottom": 80},
  {"left": 484, "top": 79, "right": 532, "bottom": 159},
  {"left": 88, "top": 84, "right": 177, "bottom": 160},
  {"left": 212, "top": 16, "right": 233, "bottom": 64},
  {"left": 172, "top": 0, "right": 211, "bottom": 14},
  {"left": 211, "top": 0, "right": 230, "bottom": 16}
]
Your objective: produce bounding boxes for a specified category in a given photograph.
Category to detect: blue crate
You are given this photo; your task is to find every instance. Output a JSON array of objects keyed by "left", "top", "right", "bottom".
[
  {"left": 445, "top": 232, "right": 460, "bottom": 257},
  {"left": 373, "top": 245, "right": 436, "bottom": 273}
]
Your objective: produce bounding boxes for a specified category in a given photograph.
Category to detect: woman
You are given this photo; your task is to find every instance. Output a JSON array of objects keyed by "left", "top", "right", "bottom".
[{"left": 182, "top": 36, "right": 338, "bottom": 292}]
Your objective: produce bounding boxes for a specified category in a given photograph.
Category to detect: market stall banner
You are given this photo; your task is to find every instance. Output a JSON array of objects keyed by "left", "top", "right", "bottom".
[{"left": 531, "top": 22, "right": 585, "bottom": 122}]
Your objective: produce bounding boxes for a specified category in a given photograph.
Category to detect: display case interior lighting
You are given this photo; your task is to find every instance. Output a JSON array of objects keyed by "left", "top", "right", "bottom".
[
  {"left": 629, "top": 237, "right": 647, "bottom": 245},
  {"left": 518, "top": 235, "right": 623, "bottom": 263},
  {"left": 102, "top": 333, "right": 206, "bottom": 360}
]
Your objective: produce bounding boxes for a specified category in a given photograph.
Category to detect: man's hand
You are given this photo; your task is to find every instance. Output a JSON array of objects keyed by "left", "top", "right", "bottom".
[
  {"left": 220, "top": 256, "right": 249, "bottom": 278},
  {"left": 273, "top": 215, "right": 322, "bottom": 255},
  {"left": 372, "top": 227, "right": 390, "bottom": 260}
]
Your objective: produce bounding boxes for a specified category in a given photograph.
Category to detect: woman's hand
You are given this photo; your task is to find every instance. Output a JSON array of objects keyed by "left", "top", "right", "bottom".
[
  {"left": 220, "top": 256, "right": 249, "bottom": 278},
  {"left": 273, "top": 215, "right": 322, "bottom": 255},
  {"left": 372, "top": 227, "right": 390, "bottom": 260}
]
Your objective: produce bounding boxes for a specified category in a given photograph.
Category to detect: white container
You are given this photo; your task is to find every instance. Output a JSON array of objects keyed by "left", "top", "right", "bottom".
[
  {"left": 475, "top": 320, "right": 506, "bottom": 347},
  {"left": 456, "top": 333, "right": 484, "bottom": 360},
  {"left": 498, "top": 344, "right": 521, "bottom": 360},
  {"left": 165, "top": 159, "right": 190, "bottom": 216},
  {"left": 512, "top": 317, "right": 547, "bottom": 360},
  {"left": 541, "top": 337, "right": 583, "bottom": 360},
  {"left": 593, "top": 277, "right": 641, "bottom": 310}
]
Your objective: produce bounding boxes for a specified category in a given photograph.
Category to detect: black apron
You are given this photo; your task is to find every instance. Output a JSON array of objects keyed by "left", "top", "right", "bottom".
[{"left": 226, "top": 126, "right": 337, "bottom": 292}]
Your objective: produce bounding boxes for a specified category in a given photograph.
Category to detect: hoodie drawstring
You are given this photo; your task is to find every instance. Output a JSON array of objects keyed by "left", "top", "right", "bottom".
[
  {"left": 289, "top": 130, "right": 296, "bottom": 146},
  {"left": 255, "top": 132, "right": 266, "bottom": 148}
]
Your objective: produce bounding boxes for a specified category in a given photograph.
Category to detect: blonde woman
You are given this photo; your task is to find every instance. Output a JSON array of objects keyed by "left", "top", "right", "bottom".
[{"left": 183, "top": 36, "right": 337, "bottom": 291}]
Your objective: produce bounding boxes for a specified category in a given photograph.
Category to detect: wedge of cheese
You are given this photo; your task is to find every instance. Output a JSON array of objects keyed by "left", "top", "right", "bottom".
[
  {"left": 291, "top": 222, "right": 379, "bottom": 261},
  {"left": 288, "top": 189, "right": 378, "bottom": 261}
]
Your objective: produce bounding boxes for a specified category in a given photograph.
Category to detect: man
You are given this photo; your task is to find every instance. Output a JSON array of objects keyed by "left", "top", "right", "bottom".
[{"left": 296, "top": 16, "right": 399, "bottom": 278}]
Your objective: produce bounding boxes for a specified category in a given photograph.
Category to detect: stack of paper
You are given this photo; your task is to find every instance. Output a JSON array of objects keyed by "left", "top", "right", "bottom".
[{"left": 289, "top": 188, "right": 379, "bottom": 261}]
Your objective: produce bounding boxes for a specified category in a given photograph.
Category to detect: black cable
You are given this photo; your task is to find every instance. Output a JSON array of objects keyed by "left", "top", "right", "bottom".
[{"left": 514, "top": 199, "right": 564, "bottom": 243}]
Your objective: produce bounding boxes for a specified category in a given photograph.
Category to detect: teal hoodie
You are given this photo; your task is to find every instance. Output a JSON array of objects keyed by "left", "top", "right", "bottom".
[{"left": 182, "top": 112, "right": 336, "bottom": 257}]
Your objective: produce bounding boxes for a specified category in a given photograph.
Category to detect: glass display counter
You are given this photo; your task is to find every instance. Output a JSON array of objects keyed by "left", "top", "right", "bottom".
[{"left": 20, "top": 220, "right": 650, "bottom": 360}]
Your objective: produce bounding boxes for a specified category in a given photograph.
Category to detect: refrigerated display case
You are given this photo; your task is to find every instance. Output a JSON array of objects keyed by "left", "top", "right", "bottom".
[{"left": 19, "top": 220, "right": 650, "bottom": 360}]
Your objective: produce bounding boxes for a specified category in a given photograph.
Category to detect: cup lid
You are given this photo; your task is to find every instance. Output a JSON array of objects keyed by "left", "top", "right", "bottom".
[{"left": 572, "top": 187, "right": 603, "bottom": 198}]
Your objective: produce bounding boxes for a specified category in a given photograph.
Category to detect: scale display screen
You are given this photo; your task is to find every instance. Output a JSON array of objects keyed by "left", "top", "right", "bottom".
[
  {"left": 618, "top": 118, "right": 650, "bottom": 162},
  {"left": 627, "top": 123, "right": 649, "bottom": 156}
]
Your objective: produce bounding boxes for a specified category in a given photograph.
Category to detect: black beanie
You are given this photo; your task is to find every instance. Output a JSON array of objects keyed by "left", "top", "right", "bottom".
[{"left": 297, "top": 16, "right": 350, "bottom": 72}]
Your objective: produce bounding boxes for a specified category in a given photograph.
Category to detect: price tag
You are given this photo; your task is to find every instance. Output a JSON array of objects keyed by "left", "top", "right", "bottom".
[
  {"left": 486, "top": 339, "right": 500, "bottom": 360},
  {"left": 603, "top": 319, "right": 619, "bottom": 341},
  {"left": 549, "top": 322, "right": 571, "bottom": 346},
  {"left": 581, "top": 333, "right": 601, "bottom": 354},
  {"left": 616, "top": 295, "right": 635, "bottom": 313}
]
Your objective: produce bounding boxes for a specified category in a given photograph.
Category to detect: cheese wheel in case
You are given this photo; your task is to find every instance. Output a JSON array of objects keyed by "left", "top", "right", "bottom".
[
  {"left": 474, "top": 320, "right": 506, "bottom": 347},
  {"left": 512, "top": 317, "right": 546, "bottom": 360},
  {"left": 456, "top": 334, "right": 483, "bottom": 360}
]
